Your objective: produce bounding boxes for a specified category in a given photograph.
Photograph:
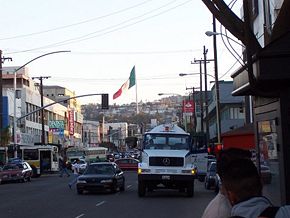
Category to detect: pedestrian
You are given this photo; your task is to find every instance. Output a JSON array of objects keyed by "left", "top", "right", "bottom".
[
  {"left": 68, "top": 159, "right": 81, "bottom": 189},
  {"left": 201, "top": 148, "right": 252, "bottom": 218},
  {"left": 59, "top": 156, "right": 70, "bottom": 177},
  {"left": 223, "top": 158, "right": 290, "bottom": 218}
]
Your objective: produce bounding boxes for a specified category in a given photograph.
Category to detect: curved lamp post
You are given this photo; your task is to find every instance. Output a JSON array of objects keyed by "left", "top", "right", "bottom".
[
  {"left": 13, "top": 50, "right": 71, "bottom": 157},
  {"left": 205, "top": 31, "right": 245, "bottom": 48},
  {"left": 179, "top": 72, "right": 221, "bottom": 144}
]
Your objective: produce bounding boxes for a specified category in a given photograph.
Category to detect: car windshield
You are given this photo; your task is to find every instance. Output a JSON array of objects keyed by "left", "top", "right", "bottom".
[
  {"left": 144, "top": 134, "right": 190, "bottom": 150},
  {"left": 85, "top": 164, "right": 115, "bottom": 175}
]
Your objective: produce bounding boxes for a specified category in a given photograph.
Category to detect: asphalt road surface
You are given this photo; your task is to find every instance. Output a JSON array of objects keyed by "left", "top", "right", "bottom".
[{"left": 0, "top": 172, "right": 217, "bottom": 218}]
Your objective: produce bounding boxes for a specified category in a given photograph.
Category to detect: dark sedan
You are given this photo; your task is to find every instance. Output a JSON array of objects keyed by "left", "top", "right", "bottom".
[
  {"left": 76, "top": 162, "right": 125, "bottom": 194},
  {"left": 0, "top": 162, "right": 33, "bottom": 184}
]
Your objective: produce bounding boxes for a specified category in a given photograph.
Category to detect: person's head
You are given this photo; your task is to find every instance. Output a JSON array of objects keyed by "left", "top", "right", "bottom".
[
  {"left": 216, "top": 148, "right": 252, "bottom": 181},
  {"left": 222, "top": 158, "right": 262, "bottom": 205}
]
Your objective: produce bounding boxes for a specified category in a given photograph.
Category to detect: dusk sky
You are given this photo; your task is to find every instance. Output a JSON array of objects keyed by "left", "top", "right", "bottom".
[{"left": 1, "top": 0, "right": 243, "bottom": 105}]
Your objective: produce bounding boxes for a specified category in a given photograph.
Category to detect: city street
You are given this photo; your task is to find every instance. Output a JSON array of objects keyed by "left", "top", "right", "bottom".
[{"left": 0, "top": 172, "right": 216, "bottom": 218}]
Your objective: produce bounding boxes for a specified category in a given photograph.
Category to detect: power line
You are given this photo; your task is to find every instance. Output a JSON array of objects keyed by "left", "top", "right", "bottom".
[
  {"left": 6, "top": 0, "right": 193, "bottom": 54},
  {"left": 0, "top": 0, "right": 154, "bottom": 41}
]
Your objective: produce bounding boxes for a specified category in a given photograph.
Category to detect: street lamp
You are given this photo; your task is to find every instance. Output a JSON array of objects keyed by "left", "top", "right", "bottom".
[
  {"left": 205, "top": 31, "right": 245, "bottom": 48},
  {"left": 13, "top": 50, "right": 71, "bottom": 157},
  {"left": 179, "top": 72, "right": 221, "bottom": 143}
]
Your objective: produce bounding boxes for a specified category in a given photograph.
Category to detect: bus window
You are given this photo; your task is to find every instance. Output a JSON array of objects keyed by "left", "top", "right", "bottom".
[{"left": 24, "top": 149, "right": 39, "bottom": 160}]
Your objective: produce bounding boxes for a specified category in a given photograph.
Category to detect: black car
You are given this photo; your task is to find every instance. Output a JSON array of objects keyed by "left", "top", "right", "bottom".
[
  {"left": 204, "top": 161, "right": 217, "bottom": 190},
  {"left": 76, "top": 162, "right": 125, "bottom": 194}
]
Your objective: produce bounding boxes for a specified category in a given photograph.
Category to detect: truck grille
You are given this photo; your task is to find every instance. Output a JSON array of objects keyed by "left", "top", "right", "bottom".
[{"left": 149, "top": 157, "right": 184, "bottom": 167}]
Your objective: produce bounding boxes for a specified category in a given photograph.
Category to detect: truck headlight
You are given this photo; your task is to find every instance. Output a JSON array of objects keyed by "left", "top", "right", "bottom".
[{"left": 138, "top": 168, "right": 151, "bottom": 174}]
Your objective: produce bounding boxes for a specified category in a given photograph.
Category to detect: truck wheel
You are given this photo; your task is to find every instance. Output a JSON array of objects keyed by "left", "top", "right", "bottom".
[
  {"left": 186, "top": 181, "right": 194, "bottom": 197},
  {"left": 138, "top": 182, "right": 146, "bottom": 197},
  {"left": 77, "top": 189, "right": 83, "bottom": 195}
]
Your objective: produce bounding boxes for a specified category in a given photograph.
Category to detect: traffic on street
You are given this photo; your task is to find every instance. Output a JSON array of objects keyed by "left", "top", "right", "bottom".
[{"left": 0, "top": 171, "right": 216, "bottom": 218}]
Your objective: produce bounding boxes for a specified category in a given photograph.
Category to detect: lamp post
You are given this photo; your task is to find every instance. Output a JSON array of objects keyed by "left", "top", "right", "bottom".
[
  {"left": 205, "top": 31, "right": 245, "bottom": 48},
  {"left": 179, "top": 72, "right": 221, "bottom": 143},
  {"left": 12, "top": 50, "right": 70, "bottom": 157}
]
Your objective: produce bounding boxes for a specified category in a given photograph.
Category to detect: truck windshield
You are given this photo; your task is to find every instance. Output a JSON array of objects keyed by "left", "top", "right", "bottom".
[{"left": 143, "top": 134, "right": 190, "bottom": 150}]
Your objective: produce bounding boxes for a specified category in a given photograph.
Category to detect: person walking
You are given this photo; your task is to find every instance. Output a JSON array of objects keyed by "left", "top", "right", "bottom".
[
  {"left": 59, "top": 156, "right": 70, "bottom": 177},
  {"left": 68, "top": 159, "right": 81, "bottom": 189}
]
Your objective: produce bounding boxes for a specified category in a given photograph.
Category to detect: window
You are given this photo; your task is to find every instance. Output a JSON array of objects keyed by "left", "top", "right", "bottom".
[{"left": 23, "top": 149, "right": 39, "bottom": 160}]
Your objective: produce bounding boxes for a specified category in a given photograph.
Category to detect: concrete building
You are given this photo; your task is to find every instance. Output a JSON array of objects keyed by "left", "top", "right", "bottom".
[
  {"left": 82, "top": 120, "right": 100, "bottom": 147},
  {"left": 207, "top": 81, "right": 245, "bottom": 140},
  {"left": 2, "top": 66, "right": 82, "bottom": 152}
]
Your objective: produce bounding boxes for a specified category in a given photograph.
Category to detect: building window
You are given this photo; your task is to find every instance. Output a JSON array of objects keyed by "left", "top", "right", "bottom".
[{"left": 229, "top": 107, "right": 244, "bottom": 119}]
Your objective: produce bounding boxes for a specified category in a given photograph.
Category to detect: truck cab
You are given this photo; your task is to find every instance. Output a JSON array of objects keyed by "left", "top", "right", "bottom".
[{"left": 137, "top": 124, "right": 196, "bottom": 197}]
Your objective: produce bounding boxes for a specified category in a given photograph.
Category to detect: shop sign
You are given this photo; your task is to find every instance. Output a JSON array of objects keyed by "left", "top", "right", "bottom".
[{"left": 68, "top": 110, "right": 74, "bottom": 135}]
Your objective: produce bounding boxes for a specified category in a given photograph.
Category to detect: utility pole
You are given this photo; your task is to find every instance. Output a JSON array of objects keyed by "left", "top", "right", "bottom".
[
  {"left": 186, "top": 87, "right": 197, "bottom": 133},
  {"left": 191, "top": 59, "right": 204, "bottom": 132},
  {"left": 32, "top": 76, "right": 51, "bottom": 145},
  {"left": 0, "top": 51, "right": 12, "bottom": 146},
  {"left": 212, "top": 16, "right": 221, "bottom": 144}
]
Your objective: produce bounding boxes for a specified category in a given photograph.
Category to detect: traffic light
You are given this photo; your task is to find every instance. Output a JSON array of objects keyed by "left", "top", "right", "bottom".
[{"left": 101, "top": 94, "right": 109, "bottom": 109}]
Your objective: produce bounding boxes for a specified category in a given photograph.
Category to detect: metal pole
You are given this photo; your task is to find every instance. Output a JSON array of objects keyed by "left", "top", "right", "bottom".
[
  {"left": 203, "top": 46, "right": 209, "bottom": 144},
  {"left": 13, "top": 69, "right": 17, "bottom": 157},
  {"left": 40, "top": 78, "right": 45, "bottom": 145},
  {"left": 199, "top": 62, "right": 204, "bottom": 132},
  {"left": 213, "top": 16, "right": 221, "bottom": 144},
  {"left": 32, "top": 76, "right": 51, "bottom": 145}
]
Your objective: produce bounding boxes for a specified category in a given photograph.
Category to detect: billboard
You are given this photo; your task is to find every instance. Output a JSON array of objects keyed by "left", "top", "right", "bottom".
[{"left": 182, "top": 100, "right": 195, "bottom": 113}]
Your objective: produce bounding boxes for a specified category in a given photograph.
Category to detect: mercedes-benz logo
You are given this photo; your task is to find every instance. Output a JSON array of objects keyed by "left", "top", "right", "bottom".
[{"left": 162, "top": 158, "right": 170, "bottom": 166}]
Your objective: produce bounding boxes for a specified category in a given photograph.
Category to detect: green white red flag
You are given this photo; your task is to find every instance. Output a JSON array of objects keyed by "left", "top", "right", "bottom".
[{"left": 113, "top": 66, "right": 136, "bottom": 100}]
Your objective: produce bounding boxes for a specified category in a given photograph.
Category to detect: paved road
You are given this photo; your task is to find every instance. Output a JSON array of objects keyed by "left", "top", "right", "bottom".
[{"left": 0, "top": 172, "right": 217, "bottom": 218}]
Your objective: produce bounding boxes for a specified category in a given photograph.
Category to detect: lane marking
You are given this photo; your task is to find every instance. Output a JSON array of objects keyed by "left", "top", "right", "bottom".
[
  {"left": 96, "top": 201, "right": 106, "bottom": 207},
  {"left": 127, "top": 184, "right": 132, "bottom": 189},
  {"left": 75, "top": 214, "right": 85, "bottom": 218}
]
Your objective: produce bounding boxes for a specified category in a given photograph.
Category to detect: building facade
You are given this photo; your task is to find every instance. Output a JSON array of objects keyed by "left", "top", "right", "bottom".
[{"left": 2, "top": 66, "right": 83, "bottom": 153}]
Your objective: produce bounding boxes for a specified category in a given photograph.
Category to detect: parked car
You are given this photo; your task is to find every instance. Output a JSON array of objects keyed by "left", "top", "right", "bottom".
[
  {"left": 115, "top": 158, "right": 139, "bottom": 171},
  {"left": 76, "top": 162, "right": 125, "bottom": 194},
  {"left": 204, "top": 161, "right": 217, "bottom": 190},
  {"left": 0, "top": 161, "right": 33, "bottom": 184}
]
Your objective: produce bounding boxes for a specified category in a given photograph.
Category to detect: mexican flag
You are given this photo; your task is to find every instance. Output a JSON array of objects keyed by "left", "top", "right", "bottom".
[{"left": 113, "top": 66, "right": 136, "bottom": 100}]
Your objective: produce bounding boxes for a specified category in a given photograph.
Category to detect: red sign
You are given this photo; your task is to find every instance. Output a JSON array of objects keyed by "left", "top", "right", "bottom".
[
  {"left": 68, "top": 110, "right": 74, "bottom": 135},
  {"left": 182, "top": 100, "right": 195, "bottom": 113}
]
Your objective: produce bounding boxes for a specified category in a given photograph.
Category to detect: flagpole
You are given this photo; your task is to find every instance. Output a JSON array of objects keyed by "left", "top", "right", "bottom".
[{"left": 135, "top": 66, "right": 139, "bottom": 114}]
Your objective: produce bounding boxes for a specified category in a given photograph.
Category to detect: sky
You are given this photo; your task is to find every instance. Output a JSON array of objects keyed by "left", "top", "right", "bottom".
[{"left": 0, "top": 0, "right": 243, "bottom": 105}]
